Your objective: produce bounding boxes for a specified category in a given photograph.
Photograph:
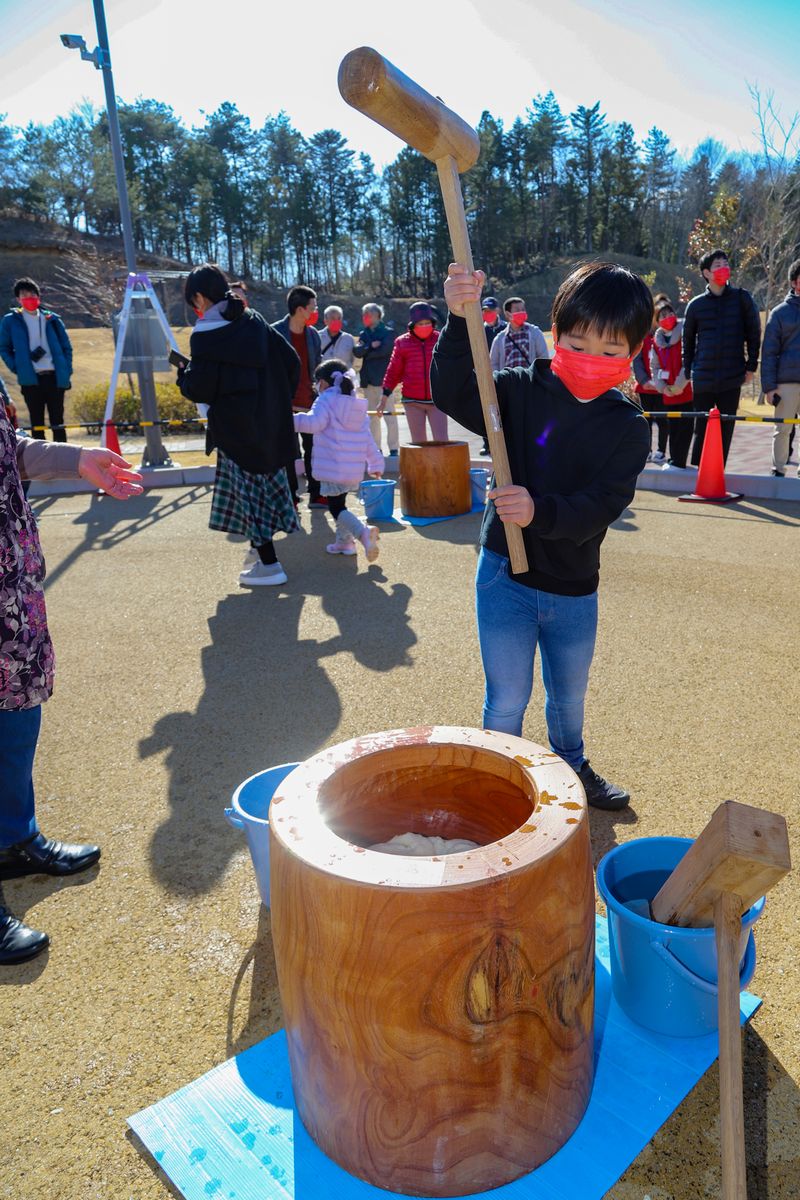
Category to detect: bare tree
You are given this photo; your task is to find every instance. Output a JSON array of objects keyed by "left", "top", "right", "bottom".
[{"left": 745, "top": 85, "right": 800, "bottom": 316}]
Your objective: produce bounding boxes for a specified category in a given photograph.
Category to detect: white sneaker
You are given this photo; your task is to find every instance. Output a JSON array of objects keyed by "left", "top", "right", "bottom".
[
  {"left": 243, "top": 547, "right": 258, "bottom": 568},
  {"left": 239, "top": 561, "right": 288, "bottom": 587},
  {"left": 651, "top": 450, "right": 666, "bottom": 463},
  {"left": 359, "top": 525, "right": 380, "bottom": 562},
  {"left": 326, "top": 541, "right": 357, "bottom": 555},
  {"left": 661, "top": 462, "right": 689, "bottom": 472}
]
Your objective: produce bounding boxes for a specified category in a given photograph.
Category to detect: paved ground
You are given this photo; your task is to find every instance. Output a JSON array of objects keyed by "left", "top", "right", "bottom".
[{"left": 1, "top": 485, "right": 799, "bottom": 1200}]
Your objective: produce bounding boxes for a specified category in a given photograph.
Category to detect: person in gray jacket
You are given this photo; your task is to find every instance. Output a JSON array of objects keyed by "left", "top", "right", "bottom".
[
  {"left": 489, "top": 297, "right": 549, "bottom": 371},
  {"left": 761, "top": 257, "right": 800, "bottom": 477}
]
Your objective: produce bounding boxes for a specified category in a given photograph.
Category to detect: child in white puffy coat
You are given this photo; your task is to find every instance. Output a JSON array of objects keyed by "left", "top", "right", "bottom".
[{"left": 294, "top": 358, "right": 384, "bottom": 560}]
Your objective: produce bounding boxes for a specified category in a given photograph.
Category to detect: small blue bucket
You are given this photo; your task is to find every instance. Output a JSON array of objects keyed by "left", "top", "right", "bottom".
[
  {"left": 225, "top": 763, "right": 299, "bottom": 907},
  {"left": 596, "top": 837, "right": 764, "bottom": 1037},
  {"left": 359, "top": 479, "right": 396, "bottom": 520},
  {"left": 470, "top": 467, "right": 489, "bottom": 507}
]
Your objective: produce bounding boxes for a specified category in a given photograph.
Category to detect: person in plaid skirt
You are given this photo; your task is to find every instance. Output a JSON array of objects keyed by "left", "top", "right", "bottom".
[{"left": 178, "top": 264, "right": 300, "bottom": 587}]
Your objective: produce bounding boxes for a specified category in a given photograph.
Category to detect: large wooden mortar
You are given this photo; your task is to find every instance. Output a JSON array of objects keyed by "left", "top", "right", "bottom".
[
  {"left": 269, "top": 727, "right": 594, "bottom": 1197},
  {"left": 399, "top": 440, "right": 471, "bottom": 517}
]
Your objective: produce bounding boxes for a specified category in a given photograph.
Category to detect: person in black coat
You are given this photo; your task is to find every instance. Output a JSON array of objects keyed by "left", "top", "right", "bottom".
[
  {"left": 682, "top": 249, "right": 761, "bottom": 465},
  {"left": 178, "top": 264, "right": 301, "bottom": 587}
]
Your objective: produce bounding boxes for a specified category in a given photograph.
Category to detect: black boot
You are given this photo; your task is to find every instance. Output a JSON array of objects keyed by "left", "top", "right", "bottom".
[
  {"left": 0, "top": 905, "right": 49, "bottom": 964},
  {"left": 577, "top": 760, "right": 630, "bottom": 811}
]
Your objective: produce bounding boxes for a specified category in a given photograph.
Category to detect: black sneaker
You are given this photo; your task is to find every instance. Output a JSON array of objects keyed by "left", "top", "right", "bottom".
[{"left": 577, "top": 760, "right": 630, "bottom": 811}]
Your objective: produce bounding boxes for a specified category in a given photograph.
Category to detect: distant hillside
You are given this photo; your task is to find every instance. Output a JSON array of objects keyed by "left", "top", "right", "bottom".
[{"left": 0, "top": 212, "right": 696, "bottom": 332}]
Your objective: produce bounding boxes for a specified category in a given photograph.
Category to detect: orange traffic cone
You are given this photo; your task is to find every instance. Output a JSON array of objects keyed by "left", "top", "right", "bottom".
[
  {"left": 104, "top": 419, "right": 122, "bottom": 456},
  {"left": 678, "top": 407, "right": 742, "bottom": 504}
]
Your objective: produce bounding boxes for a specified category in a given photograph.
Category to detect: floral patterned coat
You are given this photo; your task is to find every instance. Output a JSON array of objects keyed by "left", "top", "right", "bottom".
[{"left": 0, "top": 404, "right": 81, "bottom": 710}]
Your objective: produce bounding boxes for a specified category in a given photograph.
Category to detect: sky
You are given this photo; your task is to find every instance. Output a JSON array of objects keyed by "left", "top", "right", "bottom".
[{"left": 1, "top": 0, "right": 798, "bottom": 167}]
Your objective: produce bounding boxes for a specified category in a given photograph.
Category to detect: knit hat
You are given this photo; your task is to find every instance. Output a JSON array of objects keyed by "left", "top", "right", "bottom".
[
  {"left": 408, "top": 302, "right": 436, "bottom": 326},
  {"left": 481, "top": 296, "right": 500, "bottom": 310}
]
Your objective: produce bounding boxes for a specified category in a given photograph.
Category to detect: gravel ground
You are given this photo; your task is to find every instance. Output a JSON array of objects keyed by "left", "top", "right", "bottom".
[{"left": 1, "top": 486, "right": 798, "bottom": 1200}]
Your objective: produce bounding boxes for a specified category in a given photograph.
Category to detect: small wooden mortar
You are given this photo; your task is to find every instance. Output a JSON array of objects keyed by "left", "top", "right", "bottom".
[{"left": 269, "top": 727, "right": 595, "bottom": 1197}]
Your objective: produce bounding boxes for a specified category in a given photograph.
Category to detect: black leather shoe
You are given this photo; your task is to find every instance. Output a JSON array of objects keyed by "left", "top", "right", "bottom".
[
  {"left": 0, "top": 832, "right": 101, "bottom": 879},
  {"left": 0, "top": 905, "right": 49, "bottom": 964}
]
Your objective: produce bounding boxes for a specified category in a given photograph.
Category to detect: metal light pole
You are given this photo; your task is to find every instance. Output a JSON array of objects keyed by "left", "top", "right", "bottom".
[{"left": 61, "top": 1, "right": 172, "bottom": 467}]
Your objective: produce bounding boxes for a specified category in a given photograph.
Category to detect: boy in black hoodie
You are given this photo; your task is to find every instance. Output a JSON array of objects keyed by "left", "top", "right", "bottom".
[{"left": 431, "top": 260, "right": 652, "bottom": 810}]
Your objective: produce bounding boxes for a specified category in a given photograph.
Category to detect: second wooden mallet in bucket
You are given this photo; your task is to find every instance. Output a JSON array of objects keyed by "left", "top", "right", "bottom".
[
  {"left": 338, "top": 47, "right": 529, "bottom": 575},
  {"left": 651, "top": 801, "right": 791, "bottom": 1200}
]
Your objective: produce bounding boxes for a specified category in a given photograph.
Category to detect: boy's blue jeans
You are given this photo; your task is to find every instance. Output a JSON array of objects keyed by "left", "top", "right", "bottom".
[
  {"left": 0, "top": 705, "right": 41, "bottom": 848},
  {"left": 475, "top": 548, "right": 598, "bottom": 770}
]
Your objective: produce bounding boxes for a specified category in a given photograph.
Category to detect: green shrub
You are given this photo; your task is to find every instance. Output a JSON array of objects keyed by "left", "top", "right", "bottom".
[{"left": 72, "top": 381, "right": 200, "bottom": 432}]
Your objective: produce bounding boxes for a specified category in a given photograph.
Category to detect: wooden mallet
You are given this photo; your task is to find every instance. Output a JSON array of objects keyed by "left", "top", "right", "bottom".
[
  {"left": 650, "top": 801, "right": 791, "bottom": 1200},
  {"left": 338, "top": 47, "right": 529, "bottom": 574}
]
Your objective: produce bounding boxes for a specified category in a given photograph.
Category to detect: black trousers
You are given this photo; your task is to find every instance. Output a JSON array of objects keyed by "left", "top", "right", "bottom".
[
  {"left": 286, "top": 429, "right": 319, "bottom": 501},
  {"left": 666, "top": 404, "right": 694, "bottom": 468},
  {"left": 643, "top": 392, "right": 669, "bottom": 454},
  {"left": 327, "top": 492, "right": 347, "bottom": 519},
  {"left": 22, "top": 373, "right": 67, "bottom": 441},
  {"left": 690, "top": 388, "right": 741, "bottom": 466}
]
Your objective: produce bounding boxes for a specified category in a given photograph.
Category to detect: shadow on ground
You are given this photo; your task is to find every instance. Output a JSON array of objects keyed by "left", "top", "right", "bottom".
[{"left": 141, "top": 564, "right": 416, "bottom": 897}]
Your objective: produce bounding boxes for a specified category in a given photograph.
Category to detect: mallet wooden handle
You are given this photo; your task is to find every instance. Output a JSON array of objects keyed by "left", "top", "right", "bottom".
[
  {"left": 436, "top": 157, "right": 528, "bottom": 574},
  {"left": 338, "top": 46, "right": 529, "bottom": 574},
  {"left": 714, "top": 891, "right": 748, "bottom": 1200}
]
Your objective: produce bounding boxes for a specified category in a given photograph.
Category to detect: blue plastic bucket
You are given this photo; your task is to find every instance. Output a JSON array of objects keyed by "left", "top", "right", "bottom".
[
  {"left": 470, "top": 467, "right": 489, "bottom": 507},
  {"left": 596, "top": 837, "right": 764, "bottom": 1037},
  {"left": 225, "top": 763, "right": 299, "bottom": 907},
  {"left": 359, "top": 479, "right": 396, "bottom": 520}
]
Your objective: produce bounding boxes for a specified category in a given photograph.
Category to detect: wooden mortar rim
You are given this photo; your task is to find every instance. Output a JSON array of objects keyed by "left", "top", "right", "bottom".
[{"left": 269, "top": 726, "right": 587, "bottom": 890}]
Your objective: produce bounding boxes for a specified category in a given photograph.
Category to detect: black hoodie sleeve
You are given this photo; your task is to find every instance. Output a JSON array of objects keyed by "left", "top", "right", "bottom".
[
  {"left": 430, "top": 314, "right": 492, "bottom": 435},
  {"left": 178, "top": 346, "right": 221, "bottom": 407}
]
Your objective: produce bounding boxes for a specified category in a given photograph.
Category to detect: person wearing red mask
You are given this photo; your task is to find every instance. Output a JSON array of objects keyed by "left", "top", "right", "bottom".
[
  {"left": 648, "top": 302, "right": 694, "bottom": 471},
  {"left": 489, "top": 297, "right": 549, "bottom": 372},
  {"left": 273, "top": 285, "right": 324, "bottom": 505},
  {"left": 431, "top": 260, "right": 652, "bottom": 812},
  {"left": 380, "top": 302, "right": 446, "bottom": 443},
  {"left": 0, "top": 277, "right": 73, "bottom": 443},
  {"left": 682, "top": 249, "right": 761, "bottom": 466},
  {"left": 479, "top": 298, "right": 506, "bottom": 454},
  {"left": 320, "top": 305, "right": 356, "bottom": 370}
]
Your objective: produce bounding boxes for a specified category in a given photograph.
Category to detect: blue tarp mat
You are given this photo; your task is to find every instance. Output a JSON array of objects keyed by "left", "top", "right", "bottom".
[{"left": 129, "top": 915, "right": 760, "bottom": 1200}]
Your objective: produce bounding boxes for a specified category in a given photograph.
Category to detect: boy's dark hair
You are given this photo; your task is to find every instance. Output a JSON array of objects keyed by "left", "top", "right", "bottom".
[
  {"left": 699, "top": 248, "right": 728, "bottom": 274},
  {"left": 184, "top": 263, "right": 244, "bottom": 321},
  {"left": 503, "top": 296, "right": 525, "bottom": 314},
  {"left": 14, "top": 277, "right": 40, "bottom": 297},
  {"left": 287, "top": 285, "right": 316, "bottom": 315},
  {"left": 551, "top": 261, "right": 654, "bottom": 353},
  {"left": 788, "top": 258, "right": 800, "bottom": 285},
  {"left": 314, "top": 357, "right": 354, "bottom": 394}
]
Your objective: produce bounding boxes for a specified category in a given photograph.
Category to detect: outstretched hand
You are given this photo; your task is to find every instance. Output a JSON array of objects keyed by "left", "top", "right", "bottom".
[
  {"left": 444, "top": 263, "right": 486, "bottom": 317},
  {"left": 78, "top": 448, "right": 144, "bottom": 500}
]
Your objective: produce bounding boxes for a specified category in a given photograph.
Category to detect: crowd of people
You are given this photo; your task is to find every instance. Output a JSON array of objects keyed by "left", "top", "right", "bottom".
[{"left": 2, "top": 249, "right": 799, "bottom": 965}]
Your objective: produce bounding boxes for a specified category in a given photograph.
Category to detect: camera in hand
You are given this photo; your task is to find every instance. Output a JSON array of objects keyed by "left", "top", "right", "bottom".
[
  {"left": 772, "top": 392, "right": 781, "bottom": 405},
  {"left": 30, "top": 345, "right": 47, "bottom": 363},
  {"left": 168, "top": 349, "right": 189, "bottom": 369}
]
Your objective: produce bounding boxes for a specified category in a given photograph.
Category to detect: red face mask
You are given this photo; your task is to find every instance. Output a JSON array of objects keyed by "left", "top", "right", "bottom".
[
  {"left": 362, "top": 315, "right": 376, "bottom": 328},
  {"left": 20, "top": 297, "right": 40, "bottom": 312},
  {"left": 658, "top": 315, "right": 678, "bottom": 331},
  {"left": 509, "top": 311, "right": 528, "bottom": 327},
  {"left": 711, "top": 265, "right": 731, "bottom": 286},
  {"left": 414, "top": 323, "right": 434, "bottom": 339},
  {"left": 193, "top": 306, "right": 204, "bottom": 319},
  {"left": 482, "top": 310, "right": 498, "bottom": 324},
  {"left": 551, "top": 343, "right": 634, "bottom": 399},
  {"left": 306, "top": 310, "right": 319, "bottom": 326},
  {"left": 326, "top": 320, "right": 342, "bottom": 335}
]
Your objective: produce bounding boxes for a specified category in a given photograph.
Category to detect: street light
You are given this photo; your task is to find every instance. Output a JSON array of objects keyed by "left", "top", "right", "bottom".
[{"left": 61, "top": 0, "right": 172, "bottom": 468}]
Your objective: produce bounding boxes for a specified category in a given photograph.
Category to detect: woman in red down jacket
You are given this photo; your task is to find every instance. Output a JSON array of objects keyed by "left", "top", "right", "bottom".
[
  {"left": 379, "top": 302, "right": 447, "bottom": 442},
  {"left": 649, "top": 300, "right": 694, "bottom": 472}
]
